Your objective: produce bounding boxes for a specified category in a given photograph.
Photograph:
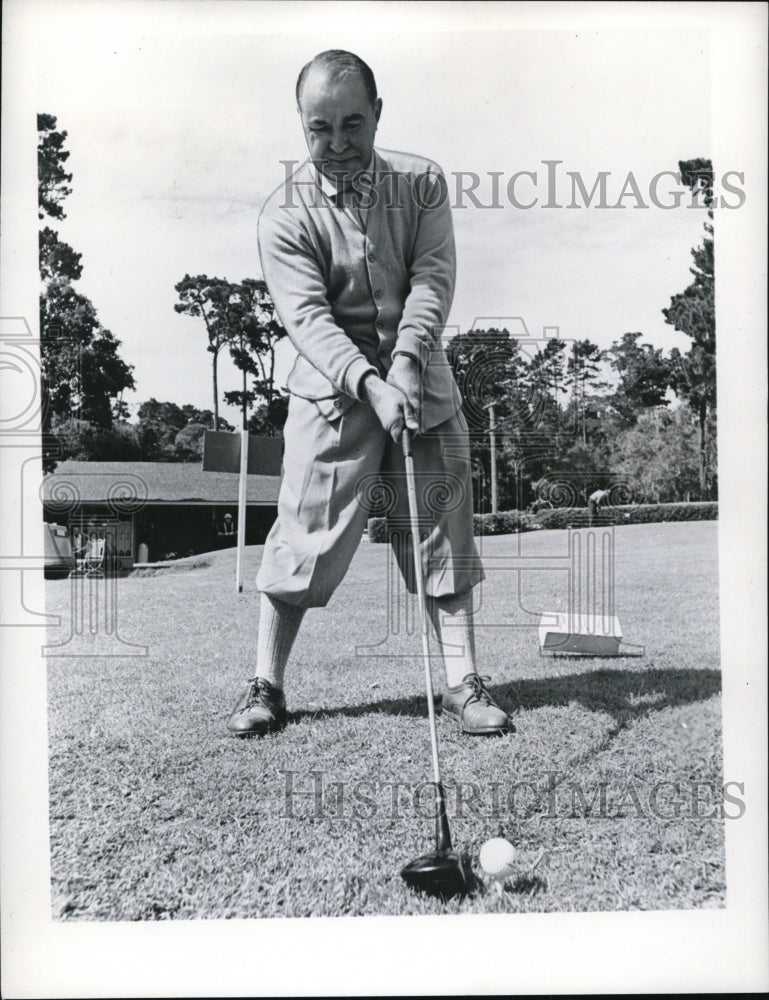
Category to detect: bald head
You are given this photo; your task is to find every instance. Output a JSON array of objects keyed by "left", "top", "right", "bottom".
[{"left": 296, "top": 50, "right": 378, "bottom": 110}]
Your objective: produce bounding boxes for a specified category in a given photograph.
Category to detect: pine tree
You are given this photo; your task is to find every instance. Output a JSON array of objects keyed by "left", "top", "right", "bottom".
[
  {"left": 663, "top": 158, "right": 716, "bottom": 499},
  {"left": 38, "top": 115, "right": 135, "bottom": 471}
]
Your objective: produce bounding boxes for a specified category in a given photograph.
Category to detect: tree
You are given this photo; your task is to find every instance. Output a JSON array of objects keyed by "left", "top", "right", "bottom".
[
  {"left": 174, "top": 275, "right": 288, "bottom": 435},
  {"left": 445, "top": 328, "right": 570, "bottom": 510},
  {"left": 564, "top": 339, "right": 607, "bottom": 444},
  {"left": 222, "top": 278, "right": 288, "bottom": 434},
  {"left": 40, "top": 278, "right": 135, "bottom": 426},
  {"left": 521, "top": 338, "right": 570, "bottom": 448},
  {"left": 446, "top": 328, "right": 533, "bottom": 428},
  {"left": 527, "top": 339, "right": 568, "bottom": 401},
  {"left": 52, "top": 419, "right": 142, "bottom": 462},
  {"left": 135, "top": 399, "right": 193, "bottom": 458},
  {"left": 38, "top": 115, "right": 135, "bottom": 470},
  {"left": 136, "top": 398, "right": 234, "bottom": 460},
  {"left": 37, "top": 114, "right": 72, "bottom": 220},
  {"left": 607, "top": 407, "right": 706, "bottom": 503},
  {"left": 39, "top": 226, "right": 82, "bottom": 283},
  {"left": 173, "top": 422, "right": 208, "bottom": 462},
  {"left": 524, "top": 341, "right": 614, "bottom": 509},
  {"left": 606, "top": 332, "right": 671, "bottom": 426},
  {"left": 173, "top": 275, "right": 238, "bottom": 431},
  {"left": 663, "top": 158, "right": 716, "bottom": 498}
]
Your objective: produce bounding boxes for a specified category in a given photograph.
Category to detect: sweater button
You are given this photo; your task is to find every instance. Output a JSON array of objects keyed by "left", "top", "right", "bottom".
[
  {"left": 374, "top": 290, "right": 382, "bottom": 299},
  {"left": 368, "top": 254, "right": 375, "bottom": 263}
]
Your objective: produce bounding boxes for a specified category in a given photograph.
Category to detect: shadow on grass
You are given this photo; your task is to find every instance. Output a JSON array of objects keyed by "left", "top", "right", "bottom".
[
  {"left": 290, "top": 667, "right": 721, "bottom": 730},
  {"left": 461, "top": 866, "right": 546, "bottom": 900},
  {"left": 507, "top": 873, "right": 547, "bottom": 896},
  {"left": 460, "top": 848, "right": 486, "bottom": 898}
]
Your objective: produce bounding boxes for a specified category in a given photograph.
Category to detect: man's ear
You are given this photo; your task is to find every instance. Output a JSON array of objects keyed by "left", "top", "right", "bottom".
[{"left": 374, "top": 98, "right": 383, "bottom": 125}]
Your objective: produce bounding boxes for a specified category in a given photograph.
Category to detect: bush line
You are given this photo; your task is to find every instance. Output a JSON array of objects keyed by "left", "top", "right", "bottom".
[{"left": 367, "top": 502, "right": 718, "bottom": 540}]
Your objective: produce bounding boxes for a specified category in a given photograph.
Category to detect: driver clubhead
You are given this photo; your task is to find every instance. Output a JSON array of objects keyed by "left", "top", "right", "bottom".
[{"left": 400, "top": 849, "right": 468, "bottom": 900}]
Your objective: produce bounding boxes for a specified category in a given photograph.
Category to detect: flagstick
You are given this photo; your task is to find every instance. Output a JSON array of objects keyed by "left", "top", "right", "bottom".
[{"left": 236, "top": 427, "right": 248, "bottom": 593}]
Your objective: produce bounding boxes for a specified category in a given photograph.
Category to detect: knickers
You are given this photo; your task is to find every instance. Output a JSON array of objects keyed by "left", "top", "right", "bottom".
[{"left": 256, "top": 395, "right": 484, "bottom": 608}]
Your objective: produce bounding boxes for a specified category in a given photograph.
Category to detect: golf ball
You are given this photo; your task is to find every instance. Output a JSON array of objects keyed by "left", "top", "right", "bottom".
[{"left": 480, "top": 837, "right": 517, "bottom": 878}]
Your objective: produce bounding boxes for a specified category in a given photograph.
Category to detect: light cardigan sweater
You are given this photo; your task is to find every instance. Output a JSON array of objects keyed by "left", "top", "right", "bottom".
[{"left": 257, "top": 147, "right": 462, "bottom": 431}]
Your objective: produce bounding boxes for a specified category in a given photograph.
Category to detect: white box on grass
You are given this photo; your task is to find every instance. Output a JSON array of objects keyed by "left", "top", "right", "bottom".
[{"left": 539, "top": 611, "right": 623, "bottom": 656}]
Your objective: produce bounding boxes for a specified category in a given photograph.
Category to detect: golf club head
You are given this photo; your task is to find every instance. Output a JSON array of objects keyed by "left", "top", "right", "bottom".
[{"left": 400, "top": 849, "right": 468, "bottom": 900}]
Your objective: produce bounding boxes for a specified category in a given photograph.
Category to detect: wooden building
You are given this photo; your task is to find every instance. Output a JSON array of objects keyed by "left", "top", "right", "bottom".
[{"left": 42, "top": 461, "right": 280, "bottom": 571}]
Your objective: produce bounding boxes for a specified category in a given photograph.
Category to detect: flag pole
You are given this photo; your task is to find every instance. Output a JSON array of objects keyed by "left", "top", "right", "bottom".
[{"left": 236, "top": 428, "right": 248, "bottom": 592}]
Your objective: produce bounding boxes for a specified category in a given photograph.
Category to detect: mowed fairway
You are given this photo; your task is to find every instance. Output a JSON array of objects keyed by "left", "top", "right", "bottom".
[{"left": 46, "top": 521, "right": 724, "bottom": 919}]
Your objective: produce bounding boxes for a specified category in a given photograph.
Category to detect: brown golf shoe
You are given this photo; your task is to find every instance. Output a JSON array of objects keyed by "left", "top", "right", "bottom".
[
  {"left": 226, "top": 677, "right": 287, "bottom": 737},
  {"left": 441, "top": 673, "right": 513, "bottom": 735}
]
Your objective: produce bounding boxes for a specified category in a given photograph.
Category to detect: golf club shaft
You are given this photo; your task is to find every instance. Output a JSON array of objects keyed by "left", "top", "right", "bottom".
[{"left": 401, "top": 428, "right": 441, "bottom": 789}]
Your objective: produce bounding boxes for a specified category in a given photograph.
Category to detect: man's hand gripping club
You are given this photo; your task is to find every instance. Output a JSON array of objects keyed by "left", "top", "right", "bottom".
[{"left": 362, "top": 357, "right": 420, "bottom": 442}]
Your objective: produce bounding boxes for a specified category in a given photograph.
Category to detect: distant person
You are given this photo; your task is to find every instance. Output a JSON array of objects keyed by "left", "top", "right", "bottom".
[
  {"left": 216, "top": 512, "right": 237, "bottom": 549},
  {"left": 588, "top": 488, "right": 610, "bottom": 525},
  {"left": 225, "top": 49, "right": 512, "bottom": 739}
]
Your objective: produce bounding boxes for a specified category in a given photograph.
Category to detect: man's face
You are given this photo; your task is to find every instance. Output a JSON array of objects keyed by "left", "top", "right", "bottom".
[{"left": 298, "top": 69, "right": 382, "bottom": 186}]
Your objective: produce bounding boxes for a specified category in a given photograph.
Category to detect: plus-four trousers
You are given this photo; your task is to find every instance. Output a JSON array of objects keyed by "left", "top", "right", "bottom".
[{"left": 256, "top": 395, "right": 484, "bottom": 609}]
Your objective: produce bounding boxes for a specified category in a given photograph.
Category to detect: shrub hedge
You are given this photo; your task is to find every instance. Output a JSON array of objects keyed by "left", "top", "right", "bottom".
[
  {"left": 367, "top": 511, "right": 539, "bottom": 541},
  {"left": 472, "top": 511, "right": 539, "bottom": 536},
  {"left": 367, "top": 502, "right": 718, "bottom": 541},
  {"left": 535, "top": 501, "right": 718, "bottom": 530}
]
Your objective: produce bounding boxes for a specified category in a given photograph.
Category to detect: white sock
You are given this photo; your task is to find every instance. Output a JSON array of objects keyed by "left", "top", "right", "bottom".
[
  {"left": 255, "top": 594, "right": 305, "bottom": 690},
  {"left": 426, "top": 590, "right": 477, "bottom": 689}
]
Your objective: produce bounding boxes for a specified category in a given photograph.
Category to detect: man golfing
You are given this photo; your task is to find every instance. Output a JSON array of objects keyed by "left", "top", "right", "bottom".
[
  {"left": 588, "top": 488, "right": 611, "bottom": 526},
  {"left": 226, "top": 49, "right": 512, "bottom": 739}
]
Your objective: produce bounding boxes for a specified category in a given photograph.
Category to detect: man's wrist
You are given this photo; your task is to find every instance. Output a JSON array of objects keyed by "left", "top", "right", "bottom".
[
  {"left": 391, "top": 351, "right": 420, "bottom": 369},
  {"left": 361, "top": 370, "right": 383, "bottom": 402},
  {"left": 392, "top": 339, "right": 428, "bottom": 371},
  {"left": 349, "top": 359, "right": 379, "bottom": 401}
]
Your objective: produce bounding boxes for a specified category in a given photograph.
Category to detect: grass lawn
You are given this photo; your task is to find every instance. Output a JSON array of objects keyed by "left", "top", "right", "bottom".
[{"left": 46, "top": 520, "right": 724, "bottom": 919}]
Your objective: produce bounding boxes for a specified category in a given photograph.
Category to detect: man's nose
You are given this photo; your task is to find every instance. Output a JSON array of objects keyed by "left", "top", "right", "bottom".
[{"left": 328, "top": 126, "right": 349, "bottom": 153}]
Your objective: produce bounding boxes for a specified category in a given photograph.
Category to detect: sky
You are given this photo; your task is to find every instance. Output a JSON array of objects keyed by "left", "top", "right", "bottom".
[{"left": 29, "top": 2, "right": 714, "bottom": 424}]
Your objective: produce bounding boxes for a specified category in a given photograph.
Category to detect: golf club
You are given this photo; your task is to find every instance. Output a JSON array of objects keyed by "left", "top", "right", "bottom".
[{"left": 399, "top": 427, "right": 469, "bottom": 900}]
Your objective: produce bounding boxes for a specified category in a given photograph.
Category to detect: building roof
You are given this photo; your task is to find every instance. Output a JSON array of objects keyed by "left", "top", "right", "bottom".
[{"left": 42, "top": 461, "right": 281, "bottom": 505}]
